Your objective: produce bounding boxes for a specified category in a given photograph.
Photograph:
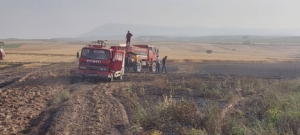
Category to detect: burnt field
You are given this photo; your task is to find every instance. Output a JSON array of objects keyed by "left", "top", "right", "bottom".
[
  {"left": 178, "top": 62, "right": 300, "bottom": 79},
  {"left": 1, "top": 61, "right": 300, "bottom": 135}
]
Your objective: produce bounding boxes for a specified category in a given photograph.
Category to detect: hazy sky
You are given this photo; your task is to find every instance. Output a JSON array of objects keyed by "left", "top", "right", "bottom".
[{"left": 1, "top": 0, "right": 299, "bottom": 39}]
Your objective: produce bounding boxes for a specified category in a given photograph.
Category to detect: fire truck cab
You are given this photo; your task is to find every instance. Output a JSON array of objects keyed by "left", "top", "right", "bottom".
[
  {"left": 0, "top": 42, "right": 5, "bottom": 60},
  {"left": 76, "top": 40, "right": 125, "bottom": 82}
]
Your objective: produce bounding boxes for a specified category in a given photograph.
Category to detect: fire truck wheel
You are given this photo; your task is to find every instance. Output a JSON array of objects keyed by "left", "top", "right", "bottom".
[
  {"left": 80, "top": 77, "right": 86, "bottom": 82},
  {"left": 70, "top": 76, "right": 80, "bottom": 84},
  {"left": 107, "top": 77, "right": 113, "bottom": 82},
  {"left": 150, "top": 62, "right": 156, "bottom": 72},
  {"left": 94, "top": 78, "right": 101, "bottom": 83}
]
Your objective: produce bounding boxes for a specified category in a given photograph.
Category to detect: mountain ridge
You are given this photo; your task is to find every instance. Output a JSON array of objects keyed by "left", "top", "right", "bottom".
[{"left": 80, "top": 23, "right": 300, "bottom": 39}]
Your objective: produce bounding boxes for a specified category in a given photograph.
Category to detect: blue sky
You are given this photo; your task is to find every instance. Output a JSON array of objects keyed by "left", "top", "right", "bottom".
[{"left": 1, "top": 0, "right": 299, "bottom": 39}]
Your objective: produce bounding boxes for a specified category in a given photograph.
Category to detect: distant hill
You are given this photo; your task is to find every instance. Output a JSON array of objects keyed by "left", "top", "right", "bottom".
[
  {"left": 135, "top": 35, "right": 300, "bottom": 44},
  {"left": 79, "top": 23, "right": 300, "bottom": 40}
]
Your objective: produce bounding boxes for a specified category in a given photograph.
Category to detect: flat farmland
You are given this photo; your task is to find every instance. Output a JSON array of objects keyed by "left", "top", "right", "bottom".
[
  {"left": 153, "top": 42, "right": 300, "bottom": 62},
  {"left": 2, "top": 40, "right": 300, "bottom": 63}
]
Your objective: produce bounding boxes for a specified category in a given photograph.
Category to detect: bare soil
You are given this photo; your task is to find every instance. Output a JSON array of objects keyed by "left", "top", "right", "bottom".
[{"left": 1, "top": 61, "right": 300, "bottom": 134}]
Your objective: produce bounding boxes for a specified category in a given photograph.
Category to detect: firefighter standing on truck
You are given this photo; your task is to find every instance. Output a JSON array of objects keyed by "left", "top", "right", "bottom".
[{"left": 126, "top": 31, "right": 133, "bottom": 45}]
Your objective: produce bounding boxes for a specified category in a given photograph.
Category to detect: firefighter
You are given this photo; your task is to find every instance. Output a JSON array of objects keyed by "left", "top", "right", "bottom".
[
  {"left": 133, "top": 54, "right": 139, "bottom": 72},
  {"left": 156, "top": 55, "right": 161, "bottom": 73},
  {"left": 161, "top": 56, "right": 167, "bottom": 73},
  {"left": 126, "top": 31, "right": 133, "bottom": 46}
]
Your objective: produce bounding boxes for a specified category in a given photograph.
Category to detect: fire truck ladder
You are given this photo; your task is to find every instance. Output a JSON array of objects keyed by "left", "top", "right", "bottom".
[{"left": 91, "top": 40, "right": 107, "bottom": 47}]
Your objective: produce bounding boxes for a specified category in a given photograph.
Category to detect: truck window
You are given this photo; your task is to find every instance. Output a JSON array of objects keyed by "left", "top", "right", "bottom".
[
  {"left": 113, "top": 53, "right": 123, "bottom": 61},
  {"left": 149, "top": 47, "right": 157, "bottom": 54},
  {"left": 132, "top": 51, "right": 147, "bottom": 55},
  {"left": 81, "top": 49, "right": 110, "bottom": 60}
]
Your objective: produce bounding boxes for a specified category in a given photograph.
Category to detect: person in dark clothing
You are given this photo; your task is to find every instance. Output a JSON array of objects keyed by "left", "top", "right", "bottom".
[
  {"left": 125, "top": 55, "right": 129, "bottom": 72},
  {"left": 161, "top": 56, "right": 167, "bottom": 73},
  {"left": 156, "top": 55, "right": 161, "bottom": 73},
  {"left": 126, "top": 31, "right": 133, "bottom": 45}
]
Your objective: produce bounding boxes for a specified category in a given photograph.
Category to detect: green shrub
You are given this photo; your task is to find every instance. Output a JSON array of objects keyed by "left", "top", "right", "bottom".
[{"left": 48, "top": 90, "right": 70, "bottom": 106}]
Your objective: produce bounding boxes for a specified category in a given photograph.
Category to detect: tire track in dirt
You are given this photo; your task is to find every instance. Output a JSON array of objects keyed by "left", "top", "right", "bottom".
[
  {"left": 220, "top": 90, "right": 243, "bottom": 119},
  {"left": 0, "top": 77, "right": 22, "bottom": 89},
  {"left": 0, "top": 61, "right": 130, "bottom": 134},
  {"left": 0, "top": 63, "right": 76, "bottom": 135},
  {"left": 0, "top": 63, "right": 33, "bottom": 88},
  {"left": 217, "top": 88, "right": 243, "bottom": 133},
  {"left": 28, "top": 80, "right": 130, "bottom": 135},
  {"left": 0, "top": 63, "right": 58, "bottom": 91}
]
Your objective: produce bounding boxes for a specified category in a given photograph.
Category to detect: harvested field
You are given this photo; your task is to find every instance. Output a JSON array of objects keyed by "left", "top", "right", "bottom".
[
  {"left": 1, "top": 40, "right": 300, "bottom": 134},
  {"left": 2, "top": 54, "right": 76, "bottom": 63},
  {"left": 2, "top": 40, "right": 300, "bottom": 63}
]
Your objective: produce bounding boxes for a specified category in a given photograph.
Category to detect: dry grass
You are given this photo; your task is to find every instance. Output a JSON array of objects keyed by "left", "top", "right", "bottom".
[
  {"left": 47, "top": 90, "right": 70, "bottom": 106},
  {"left": 116, "top": 74, "right": 300, "bottom": 135},
  {"left": 22, "top": 63, "right": 51, "bottom": 68},
  {"left": 221, "top": 79, "right": 300, "bottom": 135}
]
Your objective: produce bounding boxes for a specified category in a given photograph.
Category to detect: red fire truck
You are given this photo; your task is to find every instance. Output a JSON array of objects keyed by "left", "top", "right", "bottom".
[
  {"left": 107, "top": 44, "right": 159, "bottom": 73},
  {"left": 126, "top": 44, "right": 159, "bottom": 72},
  {"left": 76, "top": 40, "right": 125, "bottom": 82}
]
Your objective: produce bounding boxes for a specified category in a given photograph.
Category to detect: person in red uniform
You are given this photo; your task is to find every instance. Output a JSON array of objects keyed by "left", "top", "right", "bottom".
[{"left": 126, "top": 31, "right": 133, "bottom": 46}]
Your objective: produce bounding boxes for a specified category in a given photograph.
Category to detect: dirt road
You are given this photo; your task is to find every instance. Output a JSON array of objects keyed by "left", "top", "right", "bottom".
[{"left": 1, "top": 61, "right": 300, "bottom": 134}]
